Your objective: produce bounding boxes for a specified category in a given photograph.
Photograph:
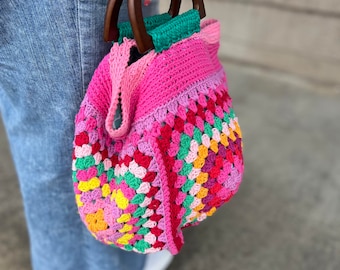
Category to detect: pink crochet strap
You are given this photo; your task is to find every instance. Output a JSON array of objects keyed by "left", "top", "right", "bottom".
[
  {"left": 106, "top": 19, "right": 220, "bottom": 140},
  {"left": 105, "top": 39, "right": 156, "bottom": 139}
]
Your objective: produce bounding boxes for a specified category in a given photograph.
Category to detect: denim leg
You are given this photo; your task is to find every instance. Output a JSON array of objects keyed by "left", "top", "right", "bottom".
[{"left": 0, "top": 1, "right": 158, "bottom": 269}]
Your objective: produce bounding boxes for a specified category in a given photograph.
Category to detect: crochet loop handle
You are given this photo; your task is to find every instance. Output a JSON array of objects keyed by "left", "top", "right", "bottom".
[{"left": 104, "top": 0, "right": 206, "bottom": 53}]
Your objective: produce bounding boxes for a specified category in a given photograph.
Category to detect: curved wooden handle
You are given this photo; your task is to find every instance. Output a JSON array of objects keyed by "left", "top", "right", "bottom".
[
  {"left": 104, "top": 0, "right": 123, "bottom": 42},
  {"left": 104, "top": 0, "right": 206, "bottom": 53}
]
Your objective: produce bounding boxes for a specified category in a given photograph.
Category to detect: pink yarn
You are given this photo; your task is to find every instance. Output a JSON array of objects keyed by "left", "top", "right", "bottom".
[{"left": 72, "top": 19, "right": 244, "bottom": 255}]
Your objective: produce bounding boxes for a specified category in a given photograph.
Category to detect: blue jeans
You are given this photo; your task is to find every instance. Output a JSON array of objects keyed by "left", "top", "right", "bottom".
[{"left": 0, "top": 1, "right": 158, "bottom": 269}]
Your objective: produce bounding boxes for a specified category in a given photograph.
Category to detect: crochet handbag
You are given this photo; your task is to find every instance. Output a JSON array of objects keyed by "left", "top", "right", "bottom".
[{"left": 72, "top": 0, "right": 244, "bottom": 255}]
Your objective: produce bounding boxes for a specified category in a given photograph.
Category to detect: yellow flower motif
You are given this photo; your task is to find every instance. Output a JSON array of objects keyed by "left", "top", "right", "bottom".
[
  {"left": 117, "top": 213, "right": 131, "bottom": 223},
  {"left": 119, "top": 224, "right": 133, "bottom": 233},
  {"left": 75, "top": 194, "right": 83, "bottom": 207},
  {"left": 78, "top": 177, "right": 101, "bottom": 192},
  {"left": 88, "top": 177, "right": 101, "bottom": 190},
  {"left": 117, "top": 233, "right": 134, "bottom": 245},
  {"left": 111, "top": 190, "right": 117, "bottom": 200},
  {"left": 102, "top": 183, "right": 111, "bottom": 198},
  {"left": 115, "top": 189, "right": 129, "bottom": 210},
  {"left": 78, "top": 182, "right": 89, "bottom": 192}
]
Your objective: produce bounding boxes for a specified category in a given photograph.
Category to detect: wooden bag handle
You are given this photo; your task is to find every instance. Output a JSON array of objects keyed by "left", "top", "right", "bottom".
[{"left": 104, "top": 0, "right": 206, "bottom": 53}]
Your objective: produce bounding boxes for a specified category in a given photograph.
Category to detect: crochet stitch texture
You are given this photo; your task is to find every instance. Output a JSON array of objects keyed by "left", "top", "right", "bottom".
[{"left": 72, "top": 15, "right": 244, "bottom": 255}]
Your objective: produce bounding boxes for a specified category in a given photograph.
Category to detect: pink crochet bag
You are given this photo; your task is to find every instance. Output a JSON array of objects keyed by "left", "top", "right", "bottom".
[{"left": 72, "top": 0, "right": 244, "bottom": 255}]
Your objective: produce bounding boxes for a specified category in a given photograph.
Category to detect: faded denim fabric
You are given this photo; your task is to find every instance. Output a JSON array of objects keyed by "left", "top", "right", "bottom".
[{"left": 0, "top": 1, "right": 158, "bottom": 269}]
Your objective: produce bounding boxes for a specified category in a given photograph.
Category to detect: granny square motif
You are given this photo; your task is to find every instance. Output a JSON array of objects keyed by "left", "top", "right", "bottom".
[{"left": 72, "top": 11, "right": 244, "bottom": 255}]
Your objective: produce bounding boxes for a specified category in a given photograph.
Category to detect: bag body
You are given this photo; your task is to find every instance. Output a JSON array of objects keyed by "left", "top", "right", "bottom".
[{"left": 72, "top": 10, "right": 244, "bottom": 255}]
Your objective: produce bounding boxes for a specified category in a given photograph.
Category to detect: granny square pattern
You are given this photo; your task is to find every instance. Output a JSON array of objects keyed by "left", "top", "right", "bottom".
[{"left": 72, "top": 15, "right": 244, "bottom": 255}]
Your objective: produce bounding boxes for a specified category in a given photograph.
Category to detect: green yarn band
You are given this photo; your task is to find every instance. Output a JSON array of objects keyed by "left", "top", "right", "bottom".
[
  {"left": 118, "top": 13, "right": 172, "bottom": 43},
  {"left": 118, "top": 9, "right": 201, "bottom": 53},
  {"left": 149, "top": 10, "right": 201, "bottom": 52}
]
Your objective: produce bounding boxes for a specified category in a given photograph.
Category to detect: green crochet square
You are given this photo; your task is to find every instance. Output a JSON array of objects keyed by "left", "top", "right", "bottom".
[{"left": 117, "top": 10, "right": 201, "bottom": 53}]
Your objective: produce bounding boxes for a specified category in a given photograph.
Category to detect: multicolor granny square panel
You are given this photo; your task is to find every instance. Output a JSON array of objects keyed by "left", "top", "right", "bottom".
[
  {"left": 73, "top": 94, "right": 169, "bottom": 254},
  {"left": 72, "top": 19, "right": 244, "bottom": 255},
  {"left": 153, "top": 81, "right": 243, "bottom": 251}
]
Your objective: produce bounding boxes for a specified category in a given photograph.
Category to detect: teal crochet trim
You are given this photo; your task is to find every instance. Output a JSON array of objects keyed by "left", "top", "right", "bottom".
[
  {"left": 118, "top": 13, "right": 172, "bottom": 44},
  {"left": 117, "top": 9, "right": 201, "bottom": 53},
  {"left": 150, "top": 10, "right": 201, "bottom": 52}
]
